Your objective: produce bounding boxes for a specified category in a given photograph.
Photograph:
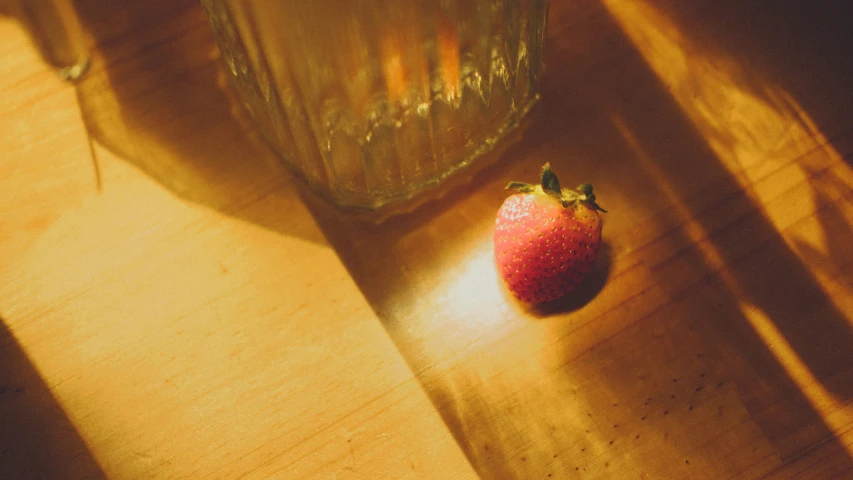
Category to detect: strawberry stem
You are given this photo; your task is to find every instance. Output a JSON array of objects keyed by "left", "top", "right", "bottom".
[
  {"left": 581, "top": 193, "right": 607, "bottom": 212},
  {"left": 565, "top": 183, "right": 607, "bottom": 212},
  {"left": 541, "top": 163, "right": 562, "bottom": 197},
  {"left": 507, "top": 163, "right": 607, "bottom": 212}
]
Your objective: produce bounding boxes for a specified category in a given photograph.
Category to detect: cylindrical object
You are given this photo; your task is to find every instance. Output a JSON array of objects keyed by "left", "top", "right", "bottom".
[
  {"left": 203, "top": 0, "right": 548, "bottom": 210},
  {"left": 17, "top": 0, "right": 90, "bottom": 81}
]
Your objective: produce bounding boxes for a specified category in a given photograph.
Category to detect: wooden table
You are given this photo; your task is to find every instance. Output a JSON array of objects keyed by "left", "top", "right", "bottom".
[{"left": 3, "top": 1, "right": 853, "bottom": 478}]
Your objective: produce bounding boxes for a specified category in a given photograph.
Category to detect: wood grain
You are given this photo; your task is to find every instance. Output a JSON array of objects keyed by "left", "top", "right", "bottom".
[
  {"left": 0, "top": 2, "right": 476, "bottom": 478},
  {"left": 2, "top": 0, "right": 853, "bottom": 479}
]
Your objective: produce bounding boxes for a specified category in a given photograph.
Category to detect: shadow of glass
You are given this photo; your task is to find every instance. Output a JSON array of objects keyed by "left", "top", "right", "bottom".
[
  {"left": 0, "top": 318, "right": 107, "bottom": 480},
  {"left": 0, "top": 0, "right": 15, "bottom": 17},
  {"left": 69, "top": 0, "right": 325, "bottom": 245},
  {"left": 302, "top": 0, "right": 853, "bottom": 477}
]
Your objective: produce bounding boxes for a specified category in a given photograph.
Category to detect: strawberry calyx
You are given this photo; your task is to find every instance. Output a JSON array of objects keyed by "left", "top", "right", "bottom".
[{"left": 505, "top": 163, "right": 607, "bottom": 212}]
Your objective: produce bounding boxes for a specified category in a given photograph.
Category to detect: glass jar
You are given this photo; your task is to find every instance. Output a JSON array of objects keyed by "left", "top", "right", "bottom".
[{"left": 203, "top": 0, "right": 548, "bottom": 210}]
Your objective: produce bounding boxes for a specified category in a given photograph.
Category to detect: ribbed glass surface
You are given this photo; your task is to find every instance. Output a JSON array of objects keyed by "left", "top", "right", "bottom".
[{"left": 203, "top": 0, "right": 548, "bottom": 209}]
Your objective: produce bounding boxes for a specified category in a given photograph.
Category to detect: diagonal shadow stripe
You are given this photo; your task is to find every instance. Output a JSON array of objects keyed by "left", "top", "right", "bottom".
[{"left": 0, "top": 318, "right": 107, "bottom": 480}]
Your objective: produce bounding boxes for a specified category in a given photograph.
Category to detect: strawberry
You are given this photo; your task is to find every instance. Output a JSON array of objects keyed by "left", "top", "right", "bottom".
[{"left": 494, "top": 163, "right": 606, "bottom": 304}]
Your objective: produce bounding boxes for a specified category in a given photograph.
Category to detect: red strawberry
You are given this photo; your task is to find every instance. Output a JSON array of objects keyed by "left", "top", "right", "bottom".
[{"left": 494, "top": 163, "right": 606, "bottom": 304}]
